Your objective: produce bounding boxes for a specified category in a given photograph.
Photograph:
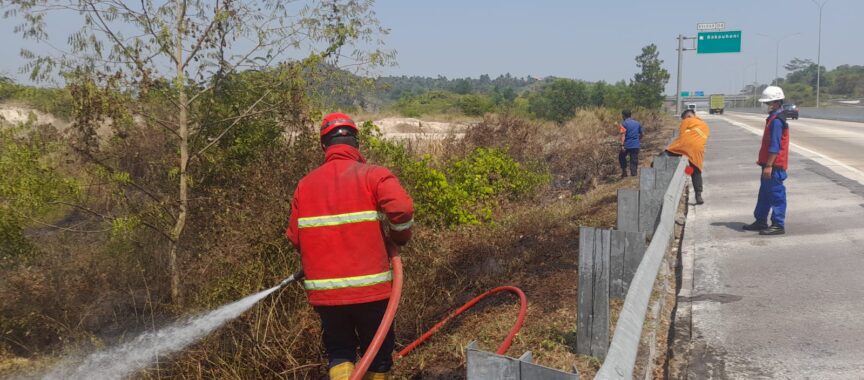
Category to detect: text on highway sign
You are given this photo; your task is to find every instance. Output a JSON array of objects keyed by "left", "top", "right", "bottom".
[
  {"left": 697, "top": 22, "right": 726, "bottom": 31},
  {"left": 697, "top": 31, "right": 742, "bottom": 54}
]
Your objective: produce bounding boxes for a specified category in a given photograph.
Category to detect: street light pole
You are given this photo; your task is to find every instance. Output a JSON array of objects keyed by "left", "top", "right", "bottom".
[
  {"left": 754, "top": 59, "right": 758, "bottom": 107},
  {"left": 743, "top": 61, "right": 757, "bottom": 106},
  {"left": 812, "top": 0, "right": 828, "bottom": 108}
]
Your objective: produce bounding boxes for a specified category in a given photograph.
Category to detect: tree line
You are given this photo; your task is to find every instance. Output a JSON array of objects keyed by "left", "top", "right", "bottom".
[
  {"left": 741, "top": 58, "right": 864, "bottom": 106},
  {"left": 363, "top": 44, "right": 670, "bottom": 123}
]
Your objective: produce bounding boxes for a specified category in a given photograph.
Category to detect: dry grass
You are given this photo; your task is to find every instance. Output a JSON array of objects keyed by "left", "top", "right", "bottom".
[{"left": 0, "top": 109, "right": 676, "bottom": 380}]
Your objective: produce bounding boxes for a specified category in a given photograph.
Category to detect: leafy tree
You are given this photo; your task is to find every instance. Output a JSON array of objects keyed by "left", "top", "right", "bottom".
[
  {"left": 0, "top": 126, "right": 79, "bottom": 267},
  {"left": 450, "top": 79, "right": 473, "bottom": 95},
  {"left": 492, "top": 85, "right": 517, "bottom": 106},
  {"left": 826, "top": 65, "right": 864, "bottom": 97},
  {"left": 781, "top": 82, "right": 815, "bottom": 106},
  {"left": 527, "top": 78, "right": 589, "bottom": 124},
  {"left": 631, "top": 44, "right": 670, "bottom": 109},
  {"left": 3, "top": 0, "right": 389, "bottom": 303},
  {"left": 458, "top": 94, "right": 494, "bottom": 116},
  {"left": 596, "top": 80, "right": 635, "bottom": 110},
  {"left": 784, "top": 58, "right": 826, "bottom": 89}
]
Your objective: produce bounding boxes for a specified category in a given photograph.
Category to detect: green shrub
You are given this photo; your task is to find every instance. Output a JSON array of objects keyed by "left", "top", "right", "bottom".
[
  {"left": 390, "top": 91, "right": 497, "bottom": 117},
  {"left": 359, "top": 121, "right": 475, "bottom": 226},
  {"left": 359, "top": 122, "right": 549, "bottom": 226},
  {"left": 0, "top": 127, "right": 79, "bottom": 267},
  {"left": 457, "top": 94, "right": 494, "bottom": 116},
  {"left": 0, "top": 81, "right": 74, "bottom": 119},
  {"left": 450, "top": 147, "right": 549, "bottom": 200}
]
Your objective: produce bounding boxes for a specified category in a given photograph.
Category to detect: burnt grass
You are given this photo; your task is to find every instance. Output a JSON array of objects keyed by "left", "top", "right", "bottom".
[
  {"left": 389, "top": 114, "right": 675, "bottom": 379},
  {"left": 0, "top": 110, "right": 675, "bottom": 379}
]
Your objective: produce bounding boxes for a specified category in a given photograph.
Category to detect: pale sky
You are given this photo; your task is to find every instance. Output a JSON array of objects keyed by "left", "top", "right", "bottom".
[
  {"left": 2, "top": 0, "right": 862, "bottom": 95},
  {"left": 372, "top": 0, "right": 863, "bottom": 95}
]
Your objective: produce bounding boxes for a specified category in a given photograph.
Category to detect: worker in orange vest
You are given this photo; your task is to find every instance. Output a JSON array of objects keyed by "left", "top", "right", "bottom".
[
  {"left": 665, "top": 109, "right": 711, "bottom": 204},
  {"left": 286, "top": 112, "right": 414, "bottom": 380}
]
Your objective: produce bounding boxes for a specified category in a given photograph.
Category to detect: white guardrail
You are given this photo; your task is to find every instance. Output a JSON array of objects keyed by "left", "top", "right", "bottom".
[{"left": 595, "top": 157, "right": 687, "bottom": 379}]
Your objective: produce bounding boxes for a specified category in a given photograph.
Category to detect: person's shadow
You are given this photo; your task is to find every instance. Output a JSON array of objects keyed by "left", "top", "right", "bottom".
[{"left": 711, "top": 221, "right": 747, "bottom": 232}]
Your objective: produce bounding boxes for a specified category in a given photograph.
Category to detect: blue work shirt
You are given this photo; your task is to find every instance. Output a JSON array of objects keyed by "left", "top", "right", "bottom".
[
  {"left": 767, "top": 110, "right": 786, "bottom": 154},
  {"left": 620, "top": 118, "right": 643, "bottom": 149}
]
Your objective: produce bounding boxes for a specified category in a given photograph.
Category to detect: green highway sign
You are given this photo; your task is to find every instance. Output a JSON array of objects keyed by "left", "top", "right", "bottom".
[
  {"left": 697, "top": 31, "right": 742, "bottom": 54},
  {"left": 680, "top": 91, "right": 690, "bottom": 97}
]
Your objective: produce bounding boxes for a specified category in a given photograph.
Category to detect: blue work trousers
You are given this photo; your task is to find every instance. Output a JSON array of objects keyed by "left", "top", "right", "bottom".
[
  {"left": 753, "top": 168, "right": 787, "bottom": 228},
  {"left": 618, "top": 148, "right": 640, "bottom": 176}
]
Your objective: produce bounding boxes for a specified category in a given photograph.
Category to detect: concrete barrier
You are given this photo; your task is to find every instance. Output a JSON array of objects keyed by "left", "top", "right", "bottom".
[
  {"left": 576, "top": 154, "right": 682, "bottom": 362},
  {"left": 729, "top": 107, "right": 864, "bottom": 123},
  {"left": 594, "top": 157, "right": 687, "bottom": 379}
]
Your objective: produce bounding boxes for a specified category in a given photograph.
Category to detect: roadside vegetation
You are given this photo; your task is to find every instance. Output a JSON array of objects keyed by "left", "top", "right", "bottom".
[
  {"left": 742, "top": 59, "right": 864, "bottom": 106},
  {"left": 0, "top": 1, "right": 675, "bottom": 377}
]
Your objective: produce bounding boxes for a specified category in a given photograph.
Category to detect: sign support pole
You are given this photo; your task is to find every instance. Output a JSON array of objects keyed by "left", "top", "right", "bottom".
[
  {"left": 675, "top": 35, "right": 696, "bottom": 116},
  {"left": 676, "top": 34, "right": 683, "bottom": 115}
]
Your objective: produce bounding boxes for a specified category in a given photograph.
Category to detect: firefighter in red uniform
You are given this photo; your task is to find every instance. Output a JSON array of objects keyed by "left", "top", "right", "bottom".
[{"left": 286, "top": 113, "right": 414, "bottom": 380}]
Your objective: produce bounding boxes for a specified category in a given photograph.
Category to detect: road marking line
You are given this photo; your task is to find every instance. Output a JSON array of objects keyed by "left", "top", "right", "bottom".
[{"left": 718, "top": 116, "right": 864, "bottom": 186}]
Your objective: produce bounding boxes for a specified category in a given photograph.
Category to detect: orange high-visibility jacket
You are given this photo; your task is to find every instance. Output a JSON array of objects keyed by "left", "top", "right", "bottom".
[
  {"left": 286, "top": 144, "right": 414, "bottom": 306},
  {"left": 666, "top": 117, "right": 711, "bottom": 170}
]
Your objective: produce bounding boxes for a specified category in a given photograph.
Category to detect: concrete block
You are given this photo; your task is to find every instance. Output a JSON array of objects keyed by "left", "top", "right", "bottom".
[
  {"left": 640, "top": 168, "right": 656, "bottom": 191},
  {"left": 591, "top": 228, "right": 610, "bottom": 359},
  {"left": 616, "top": 189, "right": 639, "bottom": 232},
  {"left": 576, "top": 226, "right": 595, "bottom": 355},
  {"left": 639, "top": 189, "right": 664, "bottom": 238}
]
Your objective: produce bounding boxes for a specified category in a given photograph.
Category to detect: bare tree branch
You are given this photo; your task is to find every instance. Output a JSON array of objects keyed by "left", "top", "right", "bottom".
[{"left": 192, "top": 89, "right": 272, "bottom": 159}]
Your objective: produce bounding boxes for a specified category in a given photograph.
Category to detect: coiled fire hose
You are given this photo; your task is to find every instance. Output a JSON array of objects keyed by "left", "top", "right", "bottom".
[
  {"left": 277, "top": 245, "right": 528, "bottom": 379},
  {"left": 349, "top": 243, "right": 528, "bottom": 380}
]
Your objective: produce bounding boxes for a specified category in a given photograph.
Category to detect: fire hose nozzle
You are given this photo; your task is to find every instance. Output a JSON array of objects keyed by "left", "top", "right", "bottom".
[{"left": 278, "top": 269, "right": 305, "bottom": 289}]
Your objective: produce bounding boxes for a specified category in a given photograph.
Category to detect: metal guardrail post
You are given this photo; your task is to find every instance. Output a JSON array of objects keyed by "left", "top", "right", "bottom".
[
  {"left": 576, "top": 227, "right": 610, "bottom": 359},
  {"left": 595, "top": 156, "right": 687, "bottom": 379},
  {"left": 466, "top": 341, "right": 579, "bottom": 380}
]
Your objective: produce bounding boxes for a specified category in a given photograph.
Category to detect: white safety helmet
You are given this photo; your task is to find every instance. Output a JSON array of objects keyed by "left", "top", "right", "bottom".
[{"left": 758, "top": 86, "right": 785, "bottom": 103}]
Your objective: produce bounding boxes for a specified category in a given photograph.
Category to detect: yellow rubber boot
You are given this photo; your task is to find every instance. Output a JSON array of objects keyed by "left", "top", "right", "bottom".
[
  {"left": 362, "top": 371, "right": 390, "bottom": 380},
  {"left": 328, "top": 362, "right": 355, "bottom": 380}
]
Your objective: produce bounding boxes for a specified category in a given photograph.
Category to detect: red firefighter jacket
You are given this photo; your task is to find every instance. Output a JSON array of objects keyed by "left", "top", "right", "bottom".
[{"left": 286, "top": 144, "right": 414, "bottom": 306}]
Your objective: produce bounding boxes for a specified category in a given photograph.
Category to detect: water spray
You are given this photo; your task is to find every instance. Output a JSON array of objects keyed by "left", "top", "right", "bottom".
[{"left": 36, "top": 269, "right": 306, "bottom": 380}]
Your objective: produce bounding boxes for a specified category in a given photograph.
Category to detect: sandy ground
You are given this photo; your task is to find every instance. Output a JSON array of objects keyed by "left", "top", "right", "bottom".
[
  {"left": 0, "top": 104, "right": 69, "bottom": 129},
  {"left": 369, "top": 117, "right": 470, "bottom": 139},
  {"left": 1, "top": 105, "right": 469, "bottom": 143}
]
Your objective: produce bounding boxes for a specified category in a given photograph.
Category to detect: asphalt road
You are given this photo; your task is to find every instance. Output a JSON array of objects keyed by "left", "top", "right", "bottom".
[
  {"left": 679, "top": 114, "right": 864, "bottom": 379},
  {"left": 723, "top": 112, "right": 864, "bottom": 184}
]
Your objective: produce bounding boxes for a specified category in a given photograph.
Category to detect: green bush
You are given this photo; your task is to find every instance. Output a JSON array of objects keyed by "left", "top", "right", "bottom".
[
  {"left": 450, "top": 147, "right": 549, "bottom": 201},
  {"left": 390, "top": 91, "right": 497, "bottom": 118},
  {"left": 359, "top": 121, "right": 474, "bottom": 225},
  {"left": 0, "top": 81, "right": 74, "bottom": 119},
  {"left": 457, "top": 94, "right": 494, "bottom": 116},
  {"left": 359, "top": 122, "right": 549, "bottom": 226},
  {"left": 0, "top": 127, "right": 79, "bottom": 267}
]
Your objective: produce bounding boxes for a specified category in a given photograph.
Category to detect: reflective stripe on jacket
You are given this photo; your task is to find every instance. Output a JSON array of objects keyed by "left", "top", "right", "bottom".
[
  {"left": 757, "top": 111, "right": 790, "bottom": 170},
  {"left": 286, "top": 144, "right": 414, "bottom": 306}
]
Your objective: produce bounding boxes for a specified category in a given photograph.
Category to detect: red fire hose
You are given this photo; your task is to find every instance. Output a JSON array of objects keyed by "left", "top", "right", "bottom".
[
  {"left": 397, "top": 285, "right": 527, "bottom": 358},
  {"left": 349, "top": 248, "right": 404, "bottom": 380},
  {"left": 349, "top": 245, "right": 528, "bottom": 379}
]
